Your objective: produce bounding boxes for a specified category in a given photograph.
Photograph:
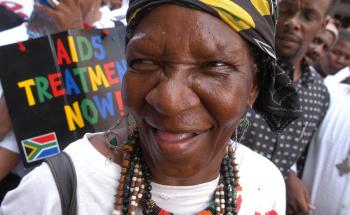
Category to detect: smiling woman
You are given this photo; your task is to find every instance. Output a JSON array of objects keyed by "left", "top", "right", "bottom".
[
  {"left": 124, "top": 4, "right": 256, "bottom": 183},
  {"left": 1, "top": 0, "right": 301, "bottom": 215}
]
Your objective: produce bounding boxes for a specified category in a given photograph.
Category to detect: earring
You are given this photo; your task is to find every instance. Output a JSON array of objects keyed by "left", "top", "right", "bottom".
[
  {"left": 227, "top": 116, "right": 249, "bottom": 188},
  {"left": 104, "top": 113, "right": 139, "bottom": 151},
  {"left": 104, "top": 114, "right": 129, "bottom": 151},
  {"left": 234, "top": 114, "right": 250, "bottom": 145},
  {"left": 104, "top": 114, "right": 140, "bottom": 165}
]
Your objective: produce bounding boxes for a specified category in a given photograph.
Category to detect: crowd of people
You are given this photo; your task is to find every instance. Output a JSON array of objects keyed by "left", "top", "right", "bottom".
[{"left": 0, "top": 0, "right": 349, "bottom": 214}]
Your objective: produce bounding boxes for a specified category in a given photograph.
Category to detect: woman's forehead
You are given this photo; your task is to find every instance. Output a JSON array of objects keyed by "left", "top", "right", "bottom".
[{"left": 128, "top": 5, "right": 248, "bottom": 57}]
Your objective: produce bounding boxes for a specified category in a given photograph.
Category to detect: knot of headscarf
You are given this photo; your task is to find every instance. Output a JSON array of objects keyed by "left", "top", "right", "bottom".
[{"left": 126, "top": 0, "right": 302, "bottom": 133}]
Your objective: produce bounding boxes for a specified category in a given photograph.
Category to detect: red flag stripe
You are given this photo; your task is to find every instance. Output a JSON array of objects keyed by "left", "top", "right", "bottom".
[{"left": 31, "top": 133, "right": 56, "bottom": 144}]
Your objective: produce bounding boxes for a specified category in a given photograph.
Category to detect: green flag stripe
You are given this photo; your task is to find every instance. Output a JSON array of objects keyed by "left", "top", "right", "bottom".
[{"left": 23, "top": 140, "right": 58, "bottom": 159}]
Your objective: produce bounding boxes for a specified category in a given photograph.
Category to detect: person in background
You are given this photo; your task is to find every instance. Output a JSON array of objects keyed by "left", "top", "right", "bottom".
[
  {"left": 31, "top": 0, "right": 114, "bottom": 37},
  {"left": 100, "top": 0, "right": 128, "bottom": 26},
  {"left": 0, "top": 97, "right": 11, "bottom": 143},
  {"left": 108, "top": 0, "right": 128, "bottom": 24},
  {"left": 0, "top": 0, "right": 34, "bottom": 202},
  {"left": 314, "top": 29, "right": 350, "bottom": 78},
  {"left": 0, "top": 85, "right": 22, "bottom": 203},
  {"left": 301, "top": 73, "right": 350, "bottom": 215},
  {"left": 242, "top": 0, "right": 336, "bottom": 214},
  {"left": 0, "top": 0, "right": 34, "bottom": 46},
  {"left": 305, "top": 18, "right": 339, "bottom": 66}
]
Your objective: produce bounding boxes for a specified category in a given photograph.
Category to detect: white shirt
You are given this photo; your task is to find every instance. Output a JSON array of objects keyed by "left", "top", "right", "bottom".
[
  {"left": 109, "top": 0, "right": 129, "bottom": 25},
  {"left": 302, "top": 81, "right": 350, "bottom": 215},
  {"left": 325, "top": 66, "right": 350, "bottom": 85},
  {"left": 0, "top": 23, "right": 29, "bottom": 46},
  {"left": 1, "top": 133, "right": 286, "bottom": 215}
]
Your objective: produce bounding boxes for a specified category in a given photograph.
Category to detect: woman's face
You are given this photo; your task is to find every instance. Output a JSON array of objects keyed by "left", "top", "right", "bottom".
[{"left": 123, "top": 5, "right": 258, "bottom": 185}]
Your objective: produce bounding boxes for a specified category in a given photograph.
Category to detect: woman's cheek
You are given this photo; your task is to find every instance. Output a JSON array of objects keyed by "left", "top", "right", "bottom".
[{"left": 193, "top": 75, "right": 249, "bottom": 122}]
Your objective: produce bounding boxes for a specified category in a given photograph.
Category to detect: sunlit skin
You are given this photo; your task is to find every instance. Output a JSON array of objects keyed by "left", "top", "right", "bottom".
[
  {"left": 305, "top": 30, "right": 337, "bottom": 65},
  {"left": 122, "top": 5, "right": 259, "bottom": 186},
  {"left": 276, "top": 0, "right": 330, "bottom": 80}
]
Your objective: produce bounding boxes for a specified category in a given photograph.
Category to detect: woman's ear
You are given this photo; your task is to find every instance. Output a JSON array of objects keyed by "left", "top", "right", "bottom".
[{"left": 246, "top": 68, "right": 260, "bottom": 108}]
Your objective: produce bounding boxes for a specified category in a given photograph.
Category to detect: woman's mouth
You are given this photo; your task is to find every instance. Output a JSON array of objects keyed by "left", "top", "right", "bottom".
[
  {"left": 148, "top": 125, "right": 209, "bottom": 156},
  {"left": 154, "top": 130, "right": 198, "bottom": 144}
]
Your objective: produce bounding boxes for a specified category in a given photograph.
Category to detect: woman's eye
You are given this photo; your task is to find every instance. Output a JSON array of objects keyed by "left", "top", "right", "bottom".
[
  {"left": 129, "top": 59, "right": 160, "bottom": 72},
  {"left": 205, "top": 61, "right": 227, "bottom": 67},
  {"left": 201, "top": 61, "right": 234, "bottom": 75}
]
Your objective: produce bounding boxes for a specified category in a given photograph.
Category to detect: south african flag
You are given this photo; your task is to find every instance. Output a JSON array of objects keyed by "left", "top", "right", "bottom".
[{"left": 21, "top": 132, "right": 60, "bottom": 163}]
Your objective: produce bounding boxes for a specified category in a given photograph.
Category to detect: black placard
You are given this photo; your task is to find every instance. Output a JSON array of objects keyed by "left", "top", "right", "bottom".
[{"left": 0, "top": 26, "right": 126, "bottom": 167}]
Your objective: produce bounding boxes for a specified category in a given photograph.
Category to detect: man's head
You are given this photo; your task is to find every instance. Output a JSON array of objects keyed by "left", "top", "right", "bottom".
[
  {"left": 316, "top": 29, "right": 350, "bottom": 76},
  {"left": 305, "top": 21, "right": 339, "bottom": 65},
  {"left": 276, "top": 0, "right": 336, "bottom": 65}
]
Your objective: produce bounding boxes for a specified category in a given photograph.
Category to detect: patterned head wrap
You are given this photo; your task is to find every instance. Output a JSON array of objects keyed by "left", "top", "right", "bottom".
[{"left": 126, "top": 0, "right": 302, "bottom": 132}]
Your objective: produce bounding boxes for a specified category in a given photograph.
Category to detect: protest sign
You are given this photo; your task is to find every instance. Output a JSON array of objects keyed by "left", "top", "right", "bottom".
[{"left": 0, "top": 26, "right": 126, "bottom": 166}]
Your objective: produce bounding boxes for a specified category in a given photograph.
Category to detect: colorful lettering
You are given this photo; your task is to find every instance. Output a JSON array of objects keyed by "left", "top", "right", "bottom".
[
  {"left": 18, "top": 79, "right": 36, "bottom": 106},
  {"left": 35, "top": 76, "right": 53, "bottom": 103},
  {"left": 114, "top": 90, "right": 124, "bottom": 116},
  {"left": 73, "top": 67, "right": 89, "bottom": 93},
  {"left": 88, "top": 65, "right": 110, "bottom": 92},
  {"left": 64, "top": 101, "right": 85, "bottom": 131},
  {"left": 91, "top": 36, "right": 106, "bottom": 60},
  {"left": 56, "top": 38, "right": 72, "bottom": 65},
  {"left": 104, "top": 62, "right": 119, "bottom": 85},
  {"left": 115, "top": 59, "right": 127, "bottom": 81},
  {"left": 76, "top": 36, "right": 93, "bottom": 61},
  {"left": 64, "top": 69, "right": 81, "bottom": 95},
  {"left": 92, "top": 92, "right": 115, "bottom": 119},
  {"left": 68, "top": 36, "right": 79, "bottom": 63},
  {"left": 48, "top": 72, "right": 66, "bottom": 97},
  {"left": 81, "top": 99, "right": 98, "bottom": 124}
]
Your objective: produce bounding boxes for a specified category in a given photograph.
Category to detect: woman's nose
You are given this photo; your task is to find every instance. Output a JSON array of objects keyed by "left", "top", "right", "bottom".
[{"left": 145, "top": 71, "right": 200, "bottom": 116}]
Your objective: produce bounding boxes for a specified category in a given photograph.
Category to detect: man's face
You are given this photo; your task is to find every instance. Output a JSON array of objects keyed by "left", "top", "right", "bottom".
[
  {"left": 276, "top": 0, "right": 331, "bottom": 63},
  {"left": 326, "top": 40, "right": 350, "bottom": 74},
  {"left": 305, "top": 30, "right": 337, "bottom": 65}
]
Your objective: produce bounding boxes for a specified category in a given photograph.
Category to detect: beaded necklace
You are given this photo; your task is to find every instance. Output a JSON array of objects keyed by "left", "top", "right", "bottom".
[{"left": 106, "top": 126, "right": 240, "bottom": 215}]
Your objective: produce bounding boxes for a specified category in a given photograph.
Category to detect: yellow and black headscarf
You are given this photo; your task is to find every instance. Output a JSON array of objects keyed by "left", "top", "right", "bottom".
[{"left": 126, "top": 0, "right": 302, "bottom": 132}]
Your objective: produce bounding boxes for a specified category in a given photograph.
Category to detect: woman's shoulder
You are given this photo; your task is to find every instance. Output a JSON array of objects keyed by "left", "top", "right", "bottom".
[
  {"left": 236, "top": 144, "right": 286, "bottom": 214},
  {"left": 1, "top": 133, "right": 122, "bottom": 214},
  {"left": 236, "top": 144, "right": 283, "bottom": 181},
  {"left": 63, "top": 133, "right": 122, "bottom": 176},
  {"left": 1, "top": 161, "right": 62, "bottom": 214}
]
